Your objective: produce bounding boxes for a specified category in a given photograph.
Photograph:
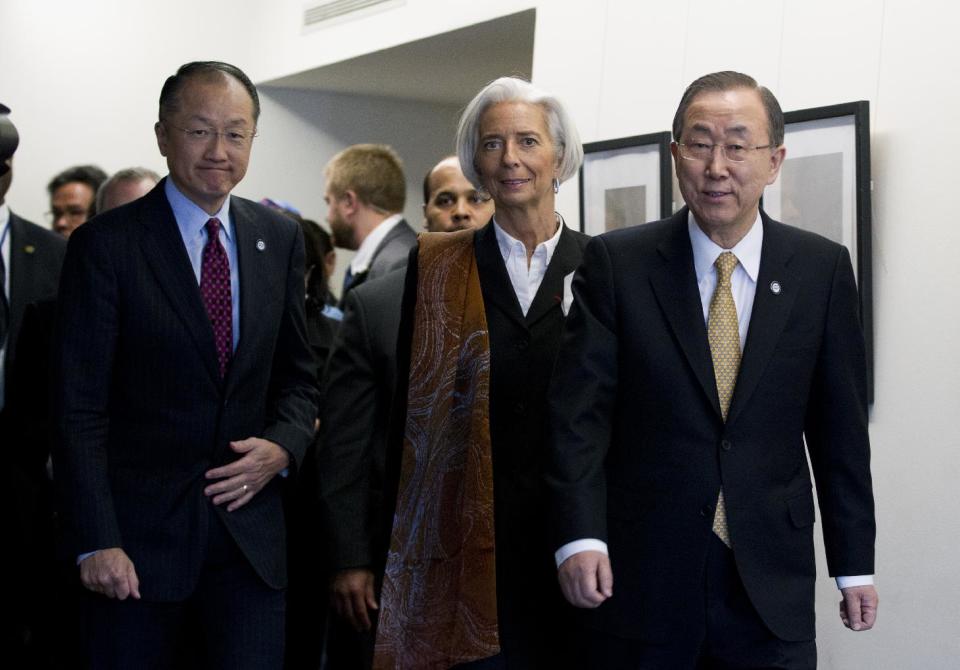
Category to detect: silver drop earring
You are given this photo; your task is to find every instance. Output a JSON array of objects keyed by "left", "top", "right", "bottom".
[{"left": 553, "top": 177, "right": 560, "bottom": 194}]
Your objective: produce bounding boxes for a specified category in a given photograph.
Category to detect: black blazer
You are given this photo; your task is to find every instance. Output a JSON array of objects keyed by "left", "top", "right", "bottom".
[
  {"left": 343, "top": 219, "right": 417, "bottom": 297},
  {"left": 3, "top": 213, "right": 65, "bottom": 453},
  {"left": 474, "top": 221, "right": 588, "bottom": 657},
  {"left": 53, "top": 181, "right": 319, "bottom": 600},
  {"left": 3, "top": 212, "right": 66, "bottom": 378},
  {"left": 547, "top": 208, "right": 875, "bottom": 643},
  {"left": 321, "top": 222, "right": 588, "bottom": 658},
  {"left": 318, "top": 268, "right": 405, "bottom": 570}
]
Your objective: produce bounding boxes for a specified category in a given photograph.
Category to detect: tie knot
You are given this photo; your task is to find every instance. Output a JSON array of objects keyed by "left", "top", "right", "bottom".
[
  {"left": 715, "top": 251, "right": 739, "bottom": 282},
  {"left": 205, "top": 218, "right": 221, "bottom": 238}
]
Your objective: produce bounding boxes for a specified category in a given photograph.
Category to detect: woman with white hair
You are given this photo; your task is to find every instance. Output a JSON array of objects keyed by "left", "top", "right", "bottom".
[{"left": 370, "top": 77, "right": 589, "bottom": 669}]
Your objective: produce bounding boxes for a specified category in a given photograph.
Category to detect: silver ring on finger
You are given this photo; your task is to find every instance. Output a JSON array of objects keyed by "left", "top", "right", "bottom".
[{"left": 241, "top": 484, "right": 249, "bottom": 493}]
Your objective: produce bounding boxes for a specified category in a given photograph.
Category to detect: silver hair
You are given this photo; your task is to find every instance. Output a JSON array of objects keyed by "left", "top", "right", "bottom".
[
  {"left": 456, "top": 77, "right": 583, "bottom": 189},
  {"left": 96, "top": 167, "right": 161, "bottom": 212}
]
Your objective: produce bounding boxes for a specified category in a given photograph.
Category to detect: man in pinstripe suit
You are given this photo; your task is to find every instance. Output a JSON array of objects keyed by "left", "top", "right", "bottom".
[{"left": 53, "top": 62, "right": 318, "bottom": 669}]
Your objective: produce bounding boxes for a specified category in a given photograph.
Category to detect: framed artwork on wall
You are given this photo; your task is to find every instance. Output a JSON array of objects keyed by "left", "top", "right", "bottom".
[
  {"left": 578, "top": 131, "right": 673, "bottom": 236},
  {"left": 763, "top": 101, "right": 873, "bottom": 398}
]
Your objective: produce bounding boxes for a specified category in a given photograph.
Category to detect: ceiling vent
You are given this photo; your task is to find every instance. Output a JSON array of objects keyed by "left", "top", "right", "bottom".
[{"left": 303, "top": 0, "right": 404, "bottom": 30}]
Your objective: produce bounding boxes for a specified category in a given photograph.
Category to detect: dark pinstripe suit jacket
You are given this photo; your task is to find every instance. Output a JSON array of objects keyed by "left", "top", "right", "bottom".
[{"left": 53, "top": 181, "right": 319, "bottom": 600}]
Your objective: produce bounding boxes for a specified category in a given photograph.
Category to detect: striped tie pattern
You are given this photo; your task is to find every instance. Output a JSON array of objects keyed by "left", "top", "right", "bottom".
[{"left": 708, "top": 251, "right": 740, "bottom": 547}]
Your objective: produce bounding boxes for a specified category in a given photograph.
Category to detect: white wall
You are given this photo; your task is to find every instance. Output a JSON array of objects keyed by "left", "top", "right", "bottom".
[
  {"left": 250, "top": 87, "right": 462, "bottom": 289},
  {"left": 2, "top": 0, "right": 958, "bottom": 666},
  {"left": 532, "top": 2, "right": 960, "bottom": 667}
]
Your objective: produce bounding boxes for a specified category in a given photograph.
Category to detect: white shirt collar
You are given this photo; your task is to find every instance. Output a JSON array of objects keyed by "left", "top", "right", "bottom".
[
  {"left": 688, "top": 211, "right": 763, "bottom": 283},
  {"left": 0, "top": 202, "right": 10, "bottom": 230},
  {"left": 492, "top": 216, "right": 564, "bottom": 266},
  {"left": 350, "top": 213, "right": 404, "bottom": 275}
]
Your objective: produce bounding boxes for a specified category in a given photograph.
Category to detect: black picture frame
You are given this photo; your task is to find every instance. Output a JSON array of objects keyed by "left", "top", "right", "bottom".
[
  {"left": 578, "top": 131, "right": 673, "bottom": 236},
  {"left": 766, "top": 101, "right": 873, "bottom": 400}
]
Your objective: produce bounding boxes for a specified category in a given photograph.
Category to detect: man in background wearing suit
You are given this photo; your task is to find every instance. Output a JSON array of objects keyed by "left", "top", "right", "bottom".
[
  {"left": 54, "top": 61, "right": 318, "bottom": 668},
  {"left": 1, "top": 109, "right": 69, "bottom": 666},
  {"left": 322, "top": 143, "right": 416, "bottom": 300},
  {"left": 547, "top": 71, "right": 877, "bottom": 668}
]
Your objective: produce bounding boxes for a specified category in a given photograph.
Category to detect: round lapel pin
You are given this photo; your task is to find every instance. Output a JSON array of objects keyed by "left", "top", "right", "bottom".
[
  {"left": 256, "top": 239, "right": 266, "bottom": 251},
  {"left": 770, "top": 281, "right": 782, "bottom": 295}
]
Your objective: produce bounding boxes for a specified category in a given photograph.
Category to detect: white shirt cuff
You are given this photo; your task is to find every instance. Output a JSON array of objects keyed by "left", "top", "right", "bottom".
[
  {"left": 836, "top": 574, "right": 874, "bottom": 589},
  {"left": 555, "top": 538, "right": 608, "bottom": 568}
]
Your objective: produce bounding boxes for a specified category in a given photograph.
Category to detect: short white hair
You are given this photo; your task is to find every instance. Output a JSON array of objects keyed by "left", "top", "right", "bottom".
[{"left": 456, "top": 77, "right": 583, "bottom": 189}]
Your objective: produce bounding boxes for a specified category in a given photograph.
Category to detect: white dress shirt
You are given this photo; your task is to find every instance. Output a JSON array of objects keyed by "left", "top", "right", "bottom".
[
  {"left": 556, "top": 213, "right": 872, "bottom": 590},
  {"left": 492, "top": 217, "right": 563, "bottom": 316},
  {"left": 349, "top": 213, "right": 404, "bottom": 276}
]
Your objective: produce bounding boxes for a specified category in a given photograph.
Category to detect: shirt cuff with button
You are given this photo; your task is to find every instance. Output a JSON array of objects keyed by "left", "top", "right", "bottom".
[{"left": 556, "top": 538, "right": 874, "bottom": 592}]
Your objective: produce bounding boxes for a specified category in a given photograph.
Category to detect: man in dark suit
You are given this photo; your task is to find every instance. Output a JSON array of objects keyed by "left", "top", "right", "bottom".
[
  {"left": 1, "top": 156, "right": 67, "bottom": 450},
  {"left": 547, "top": 71, "right": 877, "bottom": 668},
  {"left": 54, "top": 61, "right": 318, "bottom": 669},
  {"left": 322, "top": 143, "right": 417, "bottom": 300},
  {"left": 1, "top": 141, "right": 68, "bottom": 666}
]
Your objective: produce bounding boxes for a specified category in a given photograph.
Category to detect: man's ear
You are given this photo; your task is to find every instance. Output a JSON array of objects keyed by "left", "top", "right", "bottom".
[
  {"left": 155, "top": 122, "right": 169, "bottom": 157},
  {"left": 342, "top": 189, "right": 359, "bottom": 214},
  {"left": 766, "top": 144, "right": 787, "bottom": 186}
]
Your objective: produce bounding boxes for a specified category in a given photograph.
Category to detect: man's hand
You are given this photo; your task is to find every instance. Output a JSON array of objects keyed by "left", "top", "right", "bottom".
[
  {"left": 839, "top": 584, "right": 878, "bottom": 631},
  {"left": 557, "top": 550, "right": 613, "bottom": 608},
  {"left": 331, "top": 568, "right": 378, "bottom": 632},
  {"left": 80, "top": 548, "right": 141, "bottom": 600},
  {"left": 204, "top": 437, "right": 290, "bottom": 511}
]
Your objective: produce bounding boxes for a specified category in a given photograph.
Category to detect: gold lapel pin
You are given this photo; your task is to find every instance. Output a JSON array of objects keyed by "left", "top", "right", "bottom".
[{"left": 24, "top": 244, "right": 36, "bottom": 254}]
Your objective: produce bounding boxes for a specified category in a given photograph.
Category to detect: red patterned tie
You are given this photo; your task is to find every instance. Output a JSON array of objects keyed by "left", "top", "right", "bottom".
[{"left": 200, "top": 218, "right": 232, "bottom": 377}]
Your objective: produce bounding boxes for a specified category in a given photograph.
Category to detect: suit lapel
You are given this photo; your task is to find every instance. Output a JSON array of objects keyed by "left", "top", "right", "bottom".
[
  {"left": 648, "top": 211, "right": 721, "bottom": 416},
  {"left": 7, "top": 215, "right": 34, "bottom": 345},
  {"left": 367, "top": 219, "right": 410, "bottom": 271},
  {"left": 137, "top": 185, "right": 220, "bottom": 385},
  {"left": 474, "top": 222, "right": 526, "bottom": 330},
  {"left": 726, "top": 215, "right": 799, "bottom": 425},
  {"left": 226, "top": 198, "right": 268, "bottom": 392},
  {"left": 525, "top": 225, "right": 581, "bottom": 327}
]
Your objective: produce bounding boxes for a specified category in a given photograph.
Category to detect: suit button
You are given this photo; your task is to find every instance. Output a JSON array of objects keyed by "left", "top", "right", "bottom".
[
  {"left": 516, "top": 339, "right": 529, "bottom": 352},
  {"left": 720, "top": 439, "right": 732, "bottom": 451},
  {"left": 514, "top": 402, "right": 526, "bottom": 415},
  {"left": 700, "top": 504, "right": 714, "bottom": 517}
]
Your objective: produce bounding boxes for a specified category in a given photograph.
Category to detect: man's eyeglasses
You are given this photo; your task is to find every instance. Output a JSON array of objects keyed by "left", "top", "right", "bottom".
[
  {"left": 677, "top": 142, "right": 773, "bottom": 163},
  {"left": 165, "top": 123, "right": 257, "bottom": 148}
]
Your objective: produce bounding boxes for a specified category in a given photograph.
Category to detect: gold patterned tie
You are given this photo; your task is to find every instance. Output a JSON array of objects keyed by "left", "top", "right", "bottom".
[{"left": 708, "top": 251, "right": 740, "bottom": 547}]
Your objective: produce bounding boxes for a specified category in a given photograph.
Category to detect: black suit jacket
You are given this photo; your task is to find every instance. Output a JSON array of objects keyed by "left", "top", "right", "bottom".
[
  {"left": 475, "top": 222, "right": 589, "bottom": 656},
  {"left": 3, "top": 212, "right": 66, "bottom": 380},
  {"left": 53, "top": 181, "right": 319, "bottom": 600},
  {"left": 3, "top": 212, "right": 65, "bottom": 456},
  {"left": 547, "top": 208, "right": 875, "bottom": 643},
  {"left": 318, "top": 269, "right": 405, "bottom": 570},
  {"left": 343, "top": 219, "right": 417, "bottom": 297},
  {"left": 3, "top": 213, "right": 66, "bottom": 641},
  {"left": 322, "top": 222, "right": 588, "bottom": 657}
]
